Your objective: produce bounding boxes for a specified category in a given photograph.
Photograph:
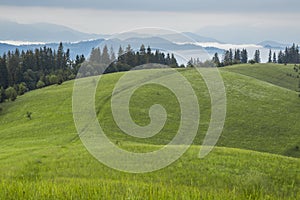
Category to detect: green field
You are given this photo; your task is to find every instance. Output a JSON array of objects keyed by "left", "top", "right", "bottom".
[
  {"left": 0, "top": 64, "right": 299, "bottom": 199},
  {"left": 223, "top": 63, "right": 299, "bottom": 91}
]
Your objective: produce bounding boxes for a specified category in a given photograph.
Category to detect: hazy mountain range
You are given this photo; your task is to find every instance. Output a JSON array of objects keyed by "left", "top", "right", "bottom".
[
  {"left": 0, "top": 21, "right": 108, "bottom": 42},
  {"left": 0, "top": 21, "right": 292, "bottom": 63},
  {"left": 0, "top": 37, "right": 225, "bottom": 63},
  {"left": 0, "top": 39, "right": 104, "bottom": 59}
]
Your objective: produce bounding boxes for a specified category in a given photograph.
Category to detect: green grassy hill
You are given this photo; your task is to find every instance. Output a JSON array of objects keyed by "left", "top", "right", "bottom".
[
  {"left": 0, "top": 64, "right": 299, "bottom": 199},
  {"left": 223, "top": 63, "right": 299, "bottom": 91}
]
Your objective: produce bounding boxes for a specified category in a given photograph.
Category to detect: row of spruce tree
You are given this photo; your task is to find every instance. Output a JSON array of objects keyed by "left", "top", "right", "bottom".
[
  {"left": 78, "top": 44, "right": 179, "bottom": 77},
  {"left": 0, "top": 42, "right": 85, "bottom": 102},
  {"left": 208, "top": 44, "right": 300, "bottom": 67},
  {"left": 208, "top": 49, "right": 258, "bottom": 67},
  {"left": 0, "top": 44, "right": 179, "bottom": 102},
  {"left": 269, "top": 44, "right": 300, "bottom": 64}
]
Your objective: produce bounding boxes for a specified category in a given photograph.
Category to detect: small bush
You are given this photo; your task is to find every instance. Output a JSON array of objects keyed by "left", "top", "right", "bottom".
[
  {"left": 18, "top": 82, "right": 28, "bottom": 95},
  {"left": 57, "top": 81, "right": 63, "bottom": 85},
  {"left": 49, "top": 75, "right": 59, "bottom": 85},
  {"left": 26, "top": 111, "right": 32, "bottom": 120},
  {"left": 68, "top": 74, "right": 76, "bottom": 80},
  {"left": 249, "top": 60, "right": 256, "bottom": 65},
  {"left": 5, "top": 87, "right": 17, "bottom": 101},
  {"left": 36, "top": 80, "right": 45, "bottom": 89}
]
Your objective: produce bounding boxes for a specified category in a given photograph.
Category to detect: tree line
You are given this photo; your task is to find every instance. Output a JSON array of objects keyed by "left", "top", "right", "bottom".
[
  {"left": 0, "top": 43, "right": 180, "bottom": 102},
  {"left": 78, "top": 44, "right": 179, "bottom": 77},
  {"left": 0, "top": 43, "right": 85, "bottom": 102},
  {"left": 210, "top": 49, "right": 260, "bottom": 67},
  {"left": 114, "top": 44, "right": 179, "bottom": 69},
  {"left": 209, "top": 44, "right": 300, "bottom": 67},
  {"left": 274, "top": 44, "right": 300, "bottom": 64}
]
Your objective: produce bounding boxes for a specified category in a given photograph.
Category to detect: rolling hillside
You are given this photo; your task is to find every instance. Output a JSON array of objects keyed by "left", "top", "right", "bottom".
[
  {"left": 0, "top": 64, "right": 299, "bottom": 199},
  {"left": 223, "top": 63, "right": 299, "bottom": 91}
]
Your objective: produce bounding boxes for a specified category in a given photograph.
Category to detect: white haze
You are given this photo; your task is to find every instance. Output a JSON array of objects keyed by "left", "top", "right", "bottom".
[
  {"left": 0, "top": 40, "right": 46, "bottom": 46},
  {"left": 176, "top": 42, "right": 281, "bottom": 63}
]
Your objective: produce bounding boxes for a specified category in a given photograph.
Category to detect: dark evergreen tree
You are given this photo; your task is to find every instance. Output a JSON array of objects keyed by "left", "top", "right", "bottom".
[
  {"left": 170, "top": 54, "right": 178, "bottom": 68},
  {"left": 110, "top": 46, "right": 116, "bottom": 61},
  {"left": 147, "top": 46, "right": 151, "bottom": 55},
  {"left": 65, "top": 48, "right": 71, "bottom": 68},
  {"left": 273, "top": 52, "right": 277, "bottom": 63},
  {"left": 234, "top": 49, "right": 241, "bottom": 64},
  {"left": 89, "top": 47, "right": 101, "bottom": 63},
  {"left": 223, "top": 50, "right": 233, "bottom": 66},
  {"left": 165, "top": 53, "right": 171, "bottom": 65},
  {"left": 139, "top": 44, "right": 147, "bottom": 65},
  {"left": 296, "top": 45, "right": 300, "bottom": 63},
  {"left": 101, "top": 45, "right": 111, "bottom": 65},
  {"left": 0, "top": 86, "right": 5, "bottom": 103},
  {"left": 7, "top": 49, "right": 22, "bottom": 86},
  {"left": 187, "top": 58, "right": 194, "bottom": 68},
  {"left": 139, "top": 44, "right": 146, "bottom": 55},
  {"left": 229, "top": 49, "right": 233, "bottom": 63},
  {"left": 284, "top": 47, "right": 289, "bottom": 64},
  {"left": 278, "top": 51, "right": 284, "bottom": 64},
  {"left": 254, "top": 50, "right": 261, "bottom": 63},
  {"left": 268, "top": 49, "right": 272, "bottom": 63},
  {"left": 56, "top": 42, "right": 64, "bottom": 70},
  {"left": 73, "top": 54, "right": 85, "bottom": 75},
  {"left": 118, "top": 46, "right": 124, "bottom": 57},
  {"left": 124, "top": 45, "right": 135, "bottom": 67},
  {"left": 241, "top": 49, "right": 248, "bottom": 64},
  {"left": 146, "top": 46, "right": 152, "bottom": 63},
  {"left": 212, "top": 53, "right": 220, "bottom": 67},
  {"left": 0, "top": 54, "right": 8, "bottom": 88}
]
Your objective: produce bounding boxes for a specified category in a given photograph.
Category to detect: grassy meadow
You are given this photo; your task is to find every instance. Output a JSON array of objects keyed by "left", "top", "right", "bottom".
[{"left": 0, "top": 64, "right": 299, "bottom": 199}]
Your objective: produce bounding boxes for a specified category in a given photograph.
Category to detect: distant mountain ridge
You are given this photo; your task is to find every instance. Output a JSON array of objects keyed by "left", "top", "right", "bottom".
[
  {"left": 0, "top": 39, "right": 104, "bottom": 59},
  {"left": 0, "top": 20, "right": 293, "bottom": 64},
  {"left": 257, "top": 41, "right": 288, "bottom": 49},
  {"left": 0, "top": 38, "right": 224, "bottom": 65},
  {"left": 0, "top": 20, "right": 293, "bottom": 50},
  {"left": 0, "top": 21, "right": 108, "bottom": 42},
  {"left": 96, "top": 36, "right": 225, "bottom": 63}
]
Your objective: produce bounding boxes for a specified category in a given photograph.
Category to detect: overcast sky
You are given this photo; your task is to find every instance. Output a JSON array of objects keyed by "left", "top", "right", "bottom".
[{"left": 0, "top": 0, "right": 299, "bottom": 43}]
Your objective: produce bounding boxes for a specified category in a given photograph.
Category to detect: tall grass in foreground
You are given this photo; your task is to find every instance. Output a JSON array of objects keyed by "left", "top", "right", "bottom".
[{"left": 1, "top": 179, "right": 298, "bottom": 200}]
